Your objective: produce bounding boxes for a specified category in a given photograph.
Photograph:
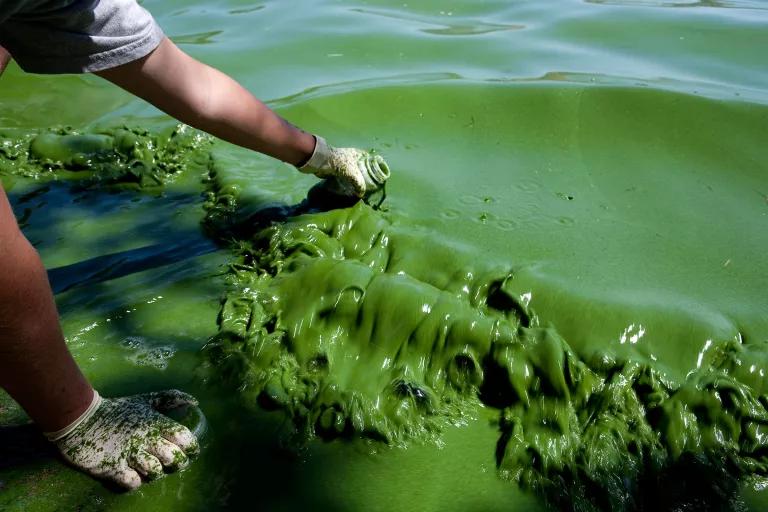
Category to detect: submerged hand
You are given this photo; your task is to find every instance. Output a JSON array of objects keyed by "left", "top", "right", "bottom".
[
  {"left": 47, "top": 390, "right": 200, "bottom": 490},
  {"left": 299, "top": 136, "right": 390, "bottom": 198}
]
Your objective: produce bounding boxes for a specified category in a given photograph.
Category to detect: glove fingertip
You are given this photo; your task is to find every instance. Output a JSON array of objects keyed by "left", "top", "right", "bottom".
[
  {"left": 164, "top": 425, "right": 200, "bottom": 456},
  {"left": 149, "top": 438, "right": 190, "bottom": 471},
  {"left": 111, "top": 467, "right": 142, "bottom": 490}
]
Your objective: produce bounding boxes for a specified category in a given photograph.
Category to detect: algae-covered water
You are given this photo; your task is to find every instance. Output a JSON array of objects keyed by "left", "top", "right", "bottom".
[{"left": 1, "top": 1, "right": 768, "bottom": 510}]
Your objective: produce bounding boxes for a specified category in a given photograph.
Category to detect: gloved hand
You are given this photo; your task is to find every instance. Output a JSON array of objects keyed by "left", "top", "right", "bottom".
[
  {"left": 45, "top": 389, "right": 200, "bottom": 490},
  {"left": 299, "top": 136, "right": 390, "bottom": 198}
]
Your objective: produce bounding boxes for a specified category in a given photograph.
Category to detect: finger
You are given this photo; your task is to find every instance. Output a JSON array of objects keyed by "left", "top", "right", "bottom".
[
  {"left": 144, "top": 389, "right": 198, "bottom": 411},
  {"left": 147, "top": 437, "right": 189, "bottom": 471},
  {"left": 105, "top": 464, "right": 142, "bottom": 490},
  {"left": 129, "top": 450, "right": 164, "bottom": 480},
  {"left": 161, "top": 424, "right": 200, "bottom": 456}
]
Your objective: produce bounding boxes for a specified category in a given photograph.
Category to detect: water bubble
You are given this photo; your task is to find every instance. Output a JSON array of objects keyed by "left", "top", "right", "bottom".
[{"left": 121, "top": 336, "right": 176, "bottom": 370}]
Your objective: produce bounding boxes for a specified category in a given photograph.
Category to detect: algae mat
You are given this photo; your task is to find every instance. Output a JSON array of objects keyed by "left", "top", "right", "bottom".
[{"left": 2, "top": 0, "right": 768, "bottom": 510}]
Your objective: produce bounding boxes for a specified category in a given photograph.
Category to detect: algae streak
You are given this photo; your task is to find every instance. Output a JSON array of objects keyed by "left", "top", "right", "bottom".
[
  {"left": 205, "top": 177, "right": 768, "bottom": 510},
  {"left": 0, "top": 124, "right": 212, "bottom": 187}
]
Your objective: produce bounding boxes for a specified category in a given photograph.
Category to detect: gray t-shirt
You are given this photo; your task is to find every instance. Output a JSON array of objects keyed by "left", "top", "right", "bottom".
[{"left": 0, "top": 0, "right": 164, "bottom": 74}]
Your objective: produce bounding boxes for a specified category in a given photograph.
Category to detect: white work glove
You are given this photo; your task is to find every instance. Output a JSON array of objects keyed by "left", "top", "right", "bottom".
[
  {"left": 44, "top": 390, "right": 200, "bottom": 490},
  {"left": 298, "top": 136, "right": 390, "bottom": 198}
]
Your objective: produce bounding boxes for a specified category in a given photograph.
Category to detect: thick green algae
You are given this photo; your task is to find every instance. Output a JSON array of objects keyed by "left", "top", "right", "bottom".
[
  {"left": 1, "top": 119, "right": 766, "bottom": 510},
  {"left": 203, "top": 173, "right": 768, "bottom": 509},
  {"left": 0, "top": 127, "right": 535, "bottom": 512},
  {"left": 0, "top": 124, "right": 212, "bottom": 187}
]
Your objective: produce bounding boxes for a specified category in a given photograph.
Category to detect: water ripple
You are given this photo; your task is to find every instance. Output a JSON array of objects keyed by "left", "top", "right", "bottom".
[
  {"left": 267, "top": 72, "right": 463, "bottom": 107},
  {"left": 585, "top": 0, "right": 768, "bottom": 9},
  {"left": 350, "top": 7, "right": 524, "bottom": 36}
]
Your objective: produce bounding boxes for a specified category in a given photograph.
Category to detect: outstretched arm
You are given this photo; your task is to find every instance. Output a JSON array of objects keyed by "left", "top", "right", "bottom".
[
  {"left": 96, "top": 38, "right": 389, "bottom": 197},
  {"left": 96, "top": 38, "right": 316, "bottom": 166}
]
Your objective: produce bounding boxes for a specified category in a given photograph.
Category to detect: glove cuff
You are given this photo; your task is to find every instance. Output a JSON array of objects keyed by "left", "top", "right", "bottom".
[
  {"left": 298, "top": 135, "right": 330, "bottom": 174},
  {"left": 44, "top": 389, "right": 102, "bottom": 442}
]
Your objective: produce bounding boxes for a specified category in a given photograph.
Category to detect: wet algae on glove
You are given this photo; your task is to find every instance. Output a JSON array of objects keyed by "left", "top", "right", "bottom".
[{"left": 204, "top": 167, "right": 768, "bottom": 510}]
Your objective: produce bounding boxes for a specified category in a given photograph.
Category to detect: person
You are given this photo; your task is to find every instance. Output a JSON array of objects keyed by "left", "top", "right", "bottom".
[{"left": 0, "top": 0, "right": 389, "bottom": 491}]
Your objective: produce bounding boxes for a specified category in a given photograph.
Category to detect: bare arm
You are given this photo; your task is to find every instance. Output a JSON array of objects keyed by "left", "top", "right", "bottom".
[{"left": 96, "top": 38, "right": 316, "bottom": 166}]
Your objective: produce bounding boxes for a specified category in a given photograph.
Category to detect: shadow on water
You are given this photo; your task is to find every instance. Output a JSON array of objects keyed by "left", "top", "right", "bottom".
[
  {"left": 0, "top": 424, "right": 56, "bottom": 472},
  {"left": 48, "top": 238, "right": 216, "bottom": 295}
]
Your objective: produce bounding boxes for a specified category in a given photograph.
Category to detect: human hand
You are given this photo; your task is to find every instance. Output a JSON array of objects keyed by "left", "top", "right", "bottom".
[
  {"left": 47, "top": 390, "right": 200, "bottom": 490},
  {"left": 299, "top": 136, "right": 390, "bottom": 198}
]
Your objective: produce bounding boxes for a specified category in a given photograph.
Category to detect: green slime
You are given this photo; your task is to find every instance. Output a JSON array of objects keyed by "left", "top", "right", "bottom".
[
  {"left": 0, "top": 125, "right": 212, "bottom": 187},
  {"left": 203, "top": 166, "right": 768, "bottom": 510},
  {"left": 1, "top": 125, "right": 767, "bottom": 510}
]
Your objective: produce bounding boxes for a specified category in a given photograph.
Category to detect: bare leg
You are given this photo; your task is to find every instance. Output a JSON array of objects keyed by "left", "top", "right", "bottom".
[
  {"left": 0, "top": 46, "right": 11, "bottom": 76},
  {"left": 0, "top": 184, "right": 94, "bottom": 432}
]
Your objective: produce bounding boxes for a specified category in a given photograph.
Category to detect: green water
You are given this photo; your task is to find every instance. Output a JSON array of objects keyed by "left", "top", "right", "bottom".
[{"left": 1, "top": 0, "right": 768, "bottom": 510}]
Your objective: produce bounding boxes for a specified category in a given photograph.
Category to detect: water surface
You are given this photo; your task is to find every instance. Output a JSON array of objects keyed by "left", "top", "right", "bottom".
[{"left": 1, "top": 0, "right": 767, "bottom": 510}]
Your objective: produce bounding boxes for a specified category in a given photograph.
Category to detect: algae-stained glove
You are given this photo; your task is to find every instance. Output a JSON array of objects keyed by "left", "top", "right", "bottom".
[
  {"left": 44, "top": 390, "right": 200, "bottom": 490},
  {"left": 298, "top": 136, "right": 390, "bottom": 198}
]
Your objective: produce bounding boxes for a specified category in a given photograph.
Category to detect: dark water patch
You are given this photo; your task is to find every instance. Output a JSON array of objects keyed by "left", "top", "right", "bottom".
[{"left": 47, "top": 237, "right": 217, "bottom": 294}]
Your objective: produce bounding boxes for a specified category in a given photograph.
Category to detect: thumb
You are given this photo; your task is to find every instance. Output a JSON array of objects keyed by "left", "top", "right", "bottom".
[
  {"left": 142, "top": 389, "right": 199, "bottom": 412},
  {"left": 348, "top": 169, "right": 366, "bottom": 198}
]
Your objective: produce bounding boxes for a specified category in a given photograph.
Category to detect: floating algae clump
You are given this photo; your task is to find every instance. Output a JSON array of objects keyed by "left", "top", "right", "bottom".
[
  {"left": 205, "top": 200, "right": 530, "bottom": 441},
  {"left": 204, "top": 174, "right": 768, "bottom": 510},
  {"left": 0, "top": 124, "right": 212, "bottom": 186}
]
